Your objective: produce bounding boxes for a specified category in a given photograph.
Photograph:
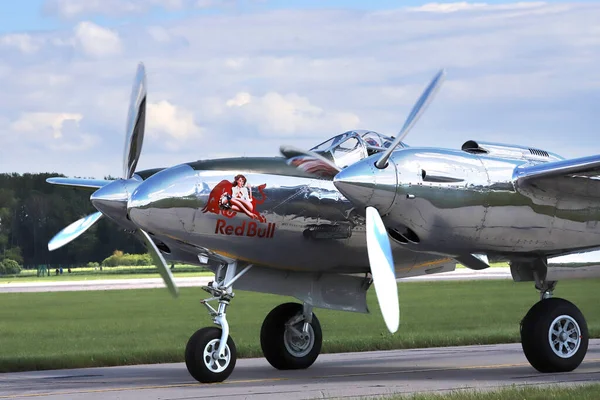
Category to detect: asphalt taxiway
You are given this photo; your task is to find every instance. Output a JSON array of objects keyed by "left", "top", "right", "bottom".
[
  {"left": 0, "top": 268, "right": 512, "bottom": 293},
  {"left": 1, "top": 341, "right": 599, "bottom": 399},
  {"left": 0, "top": 276, "right": 214, "bottom": 293}
]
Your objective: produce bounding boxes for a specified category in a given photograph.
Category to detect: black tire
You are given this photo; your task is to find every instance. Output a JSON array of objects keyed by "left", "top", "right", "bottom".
[
  {"left": 260, "top": 302, "right": 322, "bottom": 370},
  {"left": 185, "top": 327, "right": 237, "bottom": 383},
  {"left": 520, "top": 298, "right": 588, "bottom": 373}
]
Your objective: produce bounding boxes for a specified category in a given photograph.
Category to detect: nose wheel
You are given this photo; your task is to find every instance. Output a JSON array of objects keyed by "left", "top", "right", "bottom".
[
  {"left": 260, "top": 302, "right": 323, "bottom": 370},
  {"left": 185, "top": 261, "right": 252, "bottom": 383},
  {"left": 185, "top": 327, "right": 237, "bottom": 383}
]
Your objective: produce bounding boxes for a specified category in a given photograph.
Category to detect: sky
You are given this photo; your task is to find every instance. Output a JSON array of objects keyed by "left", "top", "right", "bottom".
[{"left": 0, "top": 0, "right": 599, "bottom": 178}]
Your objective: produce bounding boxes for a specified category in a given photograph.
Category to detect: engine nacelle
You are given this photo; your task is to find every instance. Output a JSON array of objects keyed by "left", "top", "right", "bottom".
[{"left": 461, "top": 140, "right": 563, "bottom": 162}]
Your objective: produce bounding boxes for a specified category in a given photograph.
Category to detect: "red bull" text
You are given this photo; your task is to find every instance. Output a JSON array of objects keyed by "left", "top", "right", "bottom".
[{"left": 215, "top": 219, "right": 276, "bottom": 238}]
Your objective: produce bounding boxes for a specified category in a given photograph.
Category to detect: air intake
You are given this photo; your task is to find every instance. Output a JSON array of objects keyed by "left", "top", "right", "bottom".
[{"left": 461, "top": 140, "right": 563, "bottom": 162}]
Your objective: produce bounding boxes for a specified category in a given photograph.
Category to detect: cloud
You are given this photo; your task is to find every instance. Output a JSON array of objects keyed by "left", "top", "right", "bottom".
[
  {"left": 45, "top": 0, "right": 182, "bottom": 18},
  {"left": 73, "top": 21, "right": 122, "bottom": 57},
  {"left": 43, "top": 0, "right": 240, "bottom": 19},
  {"left": 10, "top": 112, "right": 82, "bottom": 139},
  {"left": 1, "top": 2, "right": 600, "bottom": 176},
  {"left": 406, "top": 2, "right": 547, "bottom": 13},
  {"left": 147, "top": 100, "right": 202, "bottom": 145},
  {"left": 4, "top": 112, "right": 100, "bottom": 154},
  {"left": 225, "top": 92, "right": 251, "bottom": 107},
  {"left": 0, "top": 34, "right": 42, "bottom": 54},
  {"left": 225, "top": 91, "right": 360, "bottom": 136},
  {"left": 147, "top": 26, "right": 172, "bottom": 44}
]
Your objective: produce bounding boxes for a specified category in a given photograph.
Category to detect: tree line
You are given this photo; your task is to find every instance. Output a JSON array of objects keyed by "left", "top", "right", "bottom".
[{"left": 0, "top": 173, "right": 145, "bottom": 268}]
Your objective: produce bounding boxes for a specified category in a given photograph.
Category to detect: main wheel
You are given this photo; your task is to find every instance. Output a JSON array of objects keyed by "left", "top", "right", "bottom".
[
  {"left": 185, "top": 327, "right": 236, "bottom": 383},
  {"left": 521, "top": 297, "right": 588, "bottom": 373},
  {"left": 260, "top": 302, "right": 322, "bottom": 370}
]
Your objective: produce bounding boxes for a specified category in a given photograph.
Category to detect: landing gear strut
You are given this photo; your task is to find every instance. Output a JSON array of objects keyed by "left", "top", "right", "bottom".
[
  {"left": 520, "top": 279, "right": 589, "bottom": 373},
  {"left": 185, "top": 261, "right": 252, "bottom": 383}
]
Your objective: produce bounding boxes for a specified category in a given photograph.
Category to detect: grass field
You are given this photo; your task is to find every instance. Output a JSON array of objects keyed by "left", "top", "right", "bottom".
[
  {"left": 387, "top": 384, "right": 600, "bottom": 400},
  {"left": 0, "top": 278, "right": 598, "bottom": 373}
]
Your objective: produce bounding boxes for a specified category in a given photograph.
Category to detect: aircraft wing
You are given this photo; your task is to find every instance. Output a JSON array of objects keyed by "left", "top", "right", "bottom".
[
  {"left": 514, "top": 154, "right": 600, "bottom": 183},
  {"left": 46, "top": 177, "right": 114, "bottom": 189},
  {"left": 513, "top": 155, "right": 600, "bottom": 201}
]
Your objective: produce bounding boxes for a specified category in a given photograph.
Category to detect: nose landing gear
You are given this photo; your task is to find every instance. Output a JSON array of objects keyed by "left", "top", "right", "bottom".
[
  {"left": 184, "top": 262, "right": 251, "bottom": 383},
  {"left": 184, "top": 263, "right": 324, "bottom": 384}
]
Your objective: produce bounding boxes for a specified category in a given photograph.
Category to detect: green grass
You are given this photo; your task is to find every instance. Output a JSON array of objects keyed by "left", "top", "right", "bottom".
[
  {"left": 380, "top": 384, "right": 600, "bottom": 400},
  {"left": 0, "top": 279, "right": 598, "bottom": 372}
]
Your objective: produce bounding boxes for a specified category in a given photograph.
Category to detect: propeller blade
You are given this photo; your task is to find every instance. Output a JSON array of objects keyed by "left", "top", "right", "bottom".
[
  {"left": 138, "top": 229, "right": 179, "bottom": 298},
  {"left": 123, "top": 62, "right": 147, "bottom": 179},
  {"left": 48, "top": 212, "right": 103, "bottom": 251},
  {"left": 375, "top": 69, "right": 446, "bottom": 169},
  {"left": 280, "top": 145, "right": 341, "bottom": 179},
  {"left": 365, "top": 206, "right": 399, "bottom": 333}
]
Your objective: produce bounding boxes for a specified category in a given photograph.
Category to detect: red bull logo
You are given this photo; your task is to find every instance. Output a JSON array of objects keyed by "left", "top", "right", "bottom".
[
  {"left": 202, "top": 174, "right": 276, "bottom": 237},
  {"left": 215, "top": 219, "right": 276, "bottom": 238}
]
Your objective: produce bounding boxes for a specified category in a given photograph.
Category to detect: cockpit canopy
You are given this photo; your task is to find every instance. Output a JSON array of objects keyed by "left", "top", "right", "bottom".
[{"left": 310, "top": 130, "right": 407, "bottom": 169}]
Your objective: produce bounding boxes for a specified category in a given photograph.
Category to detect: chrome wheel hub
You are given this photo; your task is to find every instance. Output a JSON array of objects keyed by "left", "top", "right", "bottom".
[
  {"left": 548, "top": 315, "right": 581, "bottom": 359},
  {"left": 203, "top": 338, "right": 230, "bottom": 373},
  {"left": 284, "top": 323, "right": 315, "bottom": 358}
]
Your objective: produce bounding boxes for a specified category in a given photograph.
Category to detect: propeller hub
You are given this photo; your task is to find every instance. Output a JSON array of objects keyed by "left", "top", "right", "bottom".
[
  {"left": 90, "top": 178, "right": 142, "bottom": 231},
  {"left": 333, "top": 156, "right": 398, "bottom": 215}
]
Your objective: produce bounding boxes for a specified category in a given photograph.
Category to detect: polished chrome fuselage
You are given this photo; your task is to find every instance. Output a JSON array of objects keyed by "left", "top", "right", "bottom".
[
  {"left": 126, "top": 158, "right": 452, "bottom": 276},
  {"left": 123, "top": 143, "right": 600, "bottom": 278},
  {"left": 336, "top": 147, "right": 600, "bottom": 258}
]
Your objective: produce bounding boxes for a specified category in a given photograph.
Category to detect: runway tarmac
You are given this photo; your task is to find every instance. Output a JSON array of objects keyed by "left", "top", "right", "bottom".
[
  {"left": 0, "top": 276, "right": 214, "bottom": 293},
  {"left": 0, "top": 268, "right": 512, "bottom": 293},
  {"left": 1, "top": 340, "right": 599, "bottom": 399}
]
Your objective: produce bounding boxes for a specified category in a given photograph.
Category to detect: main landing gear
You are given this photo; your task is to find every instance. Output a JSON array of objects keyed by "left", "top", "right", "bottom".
[
  {"left": 184, "top": 262, "right": 323, "bottom": 383},
  {"left": 520, "top": 280, "right": 589, "bottom": 373}
]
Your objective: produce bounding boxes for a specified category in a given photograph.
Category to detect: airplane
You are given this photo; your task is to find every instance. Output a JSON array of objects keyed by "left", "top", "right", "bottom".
[{"left": 46, "top": 63, "right": 600, "bottom": 383}]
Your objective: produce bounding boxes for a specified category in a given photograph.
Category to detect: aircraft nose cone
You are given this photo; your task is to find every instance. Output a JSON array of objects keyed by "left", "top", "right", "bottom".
[
  {"left": 333, "top": 157, "right": 398, "bottom": 214},
  {"left": 90, "top": 178, "right": 141, "bottom": 231},
  {"left": 128, "top": 164, "right": 198, "bottom": 234},
  {"left": 334, "top": 164, "right": 375, "bottom": 205}
]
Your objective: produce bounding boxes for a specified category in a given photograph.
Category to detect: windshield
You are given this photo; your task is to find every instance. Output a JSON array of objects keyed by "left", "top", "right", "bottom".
[
  {"left": 332, "top": 136, "right": 363, "bottom": 168},
  {"left": 308, "top": 130, "right": 406, "bottom": 169},
  {"left": 311, "top": 133, "right": 351, "bottom": 152}
]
